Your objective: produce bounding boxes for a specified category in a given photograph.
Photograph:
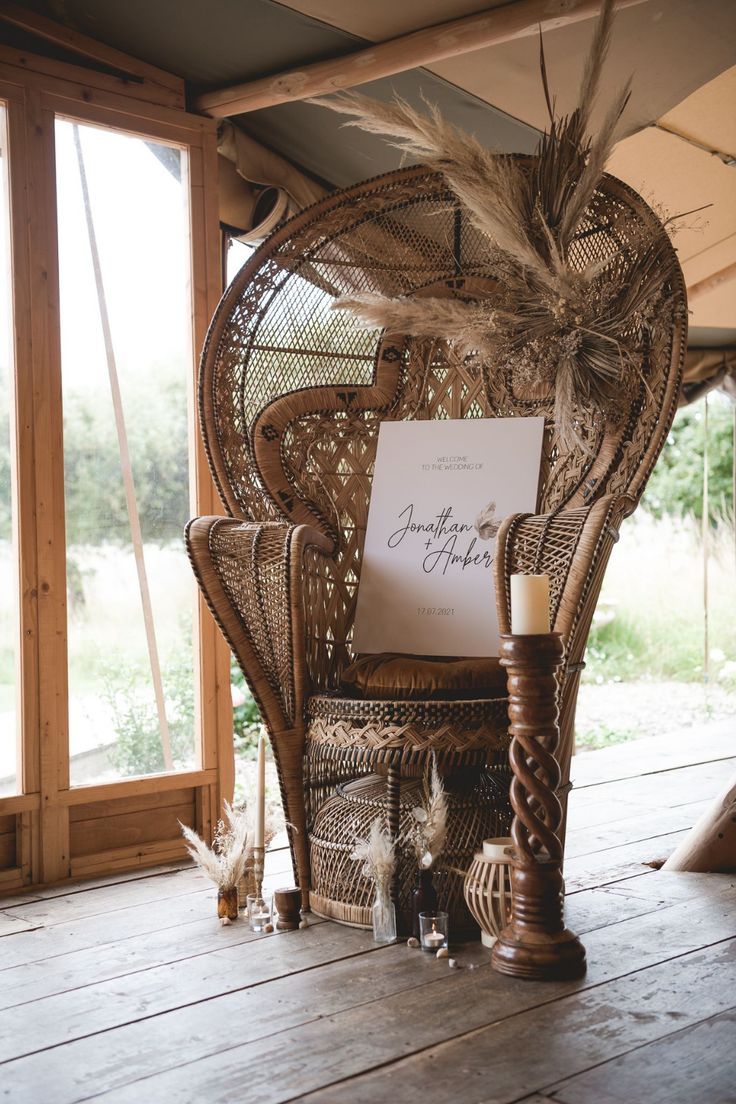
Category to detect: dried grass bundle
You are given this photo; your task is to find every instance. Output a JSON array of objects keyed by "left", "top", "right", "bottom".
[
  {"left": 333, "top": 293, "right": 501, "bottom": 357},
  {"left": 410, "top": 758, "right": 448, "bottom": 870},
  {"left": 314, "top": 0, "right": 675, "bottom": 451},
  {"left": 181, "top": 801, "right": 250, "bottom": 891},
  {"left": 352, "top": 817, "right": 396, "bottom": 899}
]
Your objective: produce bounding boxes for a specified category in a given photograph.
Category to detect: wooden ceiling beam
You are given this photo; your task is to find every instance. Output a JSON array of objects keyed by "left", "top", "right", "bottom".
[
  {"left": 0, "top": 1, "right": 184, "bottom": 105},
  {"left": 194, "top": 0, "right": 649, "bottom": 118}
]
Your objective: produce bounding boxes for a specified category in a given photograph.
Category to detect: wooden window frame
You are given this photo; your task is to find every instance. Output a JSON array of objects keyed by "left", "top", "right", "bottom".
[{"left": 0, "top": 41, "right": 231, "bottom": 890}]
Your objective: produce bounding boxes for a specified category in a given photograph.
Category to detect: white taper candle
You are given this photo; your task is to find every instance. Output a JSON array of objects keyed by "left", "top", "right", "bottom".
[
  {"left": 510, "top": 574, "right": 551, "bottom": 634},
  {"left": 255, "top": 728, "right": 266, "bottom": 850}
]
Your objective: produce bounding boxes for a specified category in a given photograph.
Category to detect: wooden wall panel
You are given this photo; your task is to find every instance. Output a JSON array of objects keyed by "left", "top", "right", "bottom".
[
  {"left": 69, "top": 786, "right": 196, "bottom": 823},
  {"left": 69, "top": 789, "right": 196, "bottom": 859},
  {"left": 0, "top": 814, "right": 17, "bottom": 868}
]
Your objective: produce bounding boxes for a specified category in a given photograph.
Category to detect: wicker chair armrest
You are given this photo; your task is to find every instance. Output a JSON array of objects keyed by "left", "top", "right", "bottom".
[
  {"left": 494, "top": 492, "right": 635, "bottom": 817},
  {"left": 494, "top": 492, "right": 635, "bottom": 648},
  {"left": 186, "top": 516, "right": 333, "bottom": 732}
]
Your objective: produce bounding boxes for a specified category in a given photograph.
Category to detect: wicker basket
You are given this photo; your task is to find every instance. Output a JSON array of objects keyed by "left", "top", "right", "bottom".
[
  {"left": 305, "top": 692, "right": 511, "bottom": 828},
  {"left": 308, "top": 770, "right": 512, "bottom": 935}
]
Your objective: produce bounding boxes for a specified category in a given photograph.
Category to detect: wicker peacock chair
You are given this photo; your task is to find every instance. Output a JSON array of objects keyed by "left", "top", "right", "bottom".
[{"left": 187, "top": 163, "right": 686, "bottom": 920}]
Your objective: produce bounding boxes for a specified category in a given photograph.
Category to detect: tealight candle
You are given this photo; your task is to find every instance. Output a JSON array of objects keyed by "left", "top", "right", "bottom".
[
  {"left": 510, "top": 574, "right": 551, "bottom": 635},
  {"left": 247, "top": 894, "right": 272, "bottom": 932},
  {"left": 419, "top": 911, "right": 448, "bottom": 953}
]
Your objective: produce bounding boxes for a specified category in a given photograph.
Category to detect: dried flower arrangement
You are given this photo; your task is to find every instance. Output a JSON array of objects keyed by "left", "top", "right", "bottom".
[
  {"left": 410, "top": 759, "right": 448, "bottom": 870},
  {"left": 352, "top": 816, "right": 397, "bottom": 891},
  {"left": 313, "top": 0, "right": 677, "bottom": 451},
  {"left": 181, "top": 801, "right": 251, "bottom": 891},
  {"left": 352, "top": 817, "right": 398, "bottom": 942},
  {"left": 181, "top": 802, "right": 251, "bottom": 922}
]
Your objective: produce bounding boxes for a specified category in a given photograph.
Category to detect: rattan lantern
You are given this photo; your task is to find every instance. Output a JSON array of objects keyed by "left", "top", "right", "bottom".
[{"left": 463, "top": 837, "right": 514, "bottom": 947}]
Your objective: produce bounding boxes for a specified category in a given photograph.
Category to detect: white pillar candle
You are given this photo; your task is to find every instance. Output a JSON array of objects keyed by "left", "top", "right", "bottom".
[
  {"left": 255, "top": 729, "right": 266, "bottom": 850},
  {"left": 510, "top": 574, "right": 551, "bottom": 635}
]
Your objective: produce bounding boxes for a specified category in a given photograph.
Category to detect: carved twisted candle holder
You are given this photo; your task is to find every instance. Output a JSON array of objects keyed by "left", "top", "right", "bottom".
[
  {"left": 253, "top": 846, "right": 265, "bottom": 900},
  {"left": 492, "top": 632, "right": 586, "bottom": 981}
]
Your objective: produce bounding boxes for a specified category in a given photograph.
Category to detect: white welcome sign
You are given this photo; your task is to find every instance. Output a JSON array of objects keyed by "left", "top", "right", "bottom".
[{"left": 352, "top": 417, "right": 544, "bottom": 657}]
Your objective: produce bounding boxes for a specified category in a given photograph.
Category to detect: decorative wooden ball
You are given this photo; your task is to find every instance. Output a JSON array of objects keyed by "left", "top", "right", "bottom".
[{"left": 463, "top": 837, "right": 513, "bottom": 948}]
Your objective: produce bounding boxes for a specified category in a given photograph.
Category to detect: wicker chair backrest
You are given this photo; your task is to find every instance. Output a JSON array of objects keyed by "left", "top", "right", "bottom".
[{"left": 200, "top": 165, "right": 685, "bottom": 684}]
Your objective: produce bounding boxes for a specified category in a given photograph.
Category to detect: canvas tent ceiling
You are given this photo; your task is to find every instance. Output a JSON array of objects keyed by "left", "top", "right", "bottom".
[{"left": 5, "top": 0, "right": 736, "bottom": 352}]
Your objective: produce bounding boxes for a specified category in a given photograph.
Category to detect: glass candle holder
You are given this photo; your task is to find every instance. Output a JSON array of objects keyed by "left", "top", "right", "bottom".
[
  {"left": 419, "top": 910, "right": 448, "bottom": 953},
  {"left": 247, "top": 893, "right": 272, "bottom": 933}
]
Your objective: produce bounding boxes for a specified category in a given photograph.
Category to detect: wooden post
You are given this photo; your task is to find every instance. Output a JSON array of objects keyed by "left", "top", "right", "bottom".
[
  {"left": 386, "top": 764, "right": 401, "bottom": 909},
  {"left": 662, "top": 777, "right": 736, "bottom": 872},
  {"left": 492, "top": 633, "right": 586, "bottom": 981},
  {"left": 702, "top": 393, "right": 709, "bottom": 691}
]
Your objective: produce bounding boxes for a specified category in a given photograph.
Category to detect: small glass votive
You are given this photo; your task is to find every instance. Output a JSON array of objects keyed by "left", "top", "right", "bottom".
[
  {"left": 419, "top": 910, "right": 448, "bottom": 953},
  {"left": 247, "top": 893, "right": 272, "bottom": 933}
]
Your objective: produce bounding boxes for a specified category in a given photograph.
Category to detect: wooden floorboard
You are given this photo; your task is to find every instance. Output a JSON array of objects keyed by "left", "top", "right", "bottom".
[
  {"left": 2, "top": 881, "right": 733, "bottom": 1101},
  {"left": 3, "top": 866, "right": 210, "bottom": 927},
  {"left": 564, "top": 799, "right": 709, "bottom": 858},
  {"left": 547, "top": 1009, "right": 736, "bottom": 1104},
  {"left": 0, "top": 911, "right": 37, "bottom": 938},
  {"left": 0, "top": 877, "right": 700, "bottom": 1014},
  {"left": 568, "top": 757, "right": 735, "bottom": 810},
  {"left": 92, "top": 938, "right": 736, "bottom": 1104},
  {"left": 569, "top": 723, "right": 734, "bottom": 788},
  {"left": 293, "top": 942, "right": 736, "bottom": 1104},
  {"left": 0, "top": 861, "right": 192, "bottom": 907},
  {"left": 0, "top": 733, "right": 732, "bottom": 1103},
  {"left": 563, "top": 830, "right": 691, "bottom": 892}
]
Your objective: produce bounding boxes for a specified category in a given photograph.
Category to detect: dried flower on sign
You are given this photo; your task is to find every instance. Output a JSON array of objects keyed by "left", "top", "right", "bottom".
[{"left": 474, "top": 501, "right": 500, "bottom": 541}]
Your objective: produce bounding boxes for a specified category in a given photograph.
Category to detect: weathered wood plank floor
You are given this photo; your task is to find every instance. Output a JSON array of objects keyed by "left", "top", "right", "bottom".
[{"left": 1, "top": 721, "right": 734, "bottom": 1103}]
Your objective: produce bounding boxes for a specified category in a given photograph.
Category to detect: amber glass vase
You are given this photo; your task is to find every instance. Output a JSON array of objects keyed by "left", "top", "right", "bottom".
[{"left": 217, "top": 886, "right": 239, "bottom": 921}]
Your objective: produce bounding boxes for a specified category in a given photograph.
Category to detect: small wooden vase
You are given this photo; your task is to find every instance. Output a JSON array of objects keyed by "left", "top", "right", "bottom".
[
  {"left": 217, "top": 886, "right": 239, "bottom": 922},
  {"left": 274, "top": 886, "right": 302, "bottom": 930},
  {"left": 463, "top": 837, "right": 513, "bottom": 948}
]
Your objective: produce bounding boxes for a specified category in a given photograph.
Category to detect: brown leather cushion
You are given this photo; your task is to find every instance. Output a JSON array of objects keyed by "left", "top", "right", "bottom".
[{"left": 340, "top": 653, "right": 507, "bottom": 701}]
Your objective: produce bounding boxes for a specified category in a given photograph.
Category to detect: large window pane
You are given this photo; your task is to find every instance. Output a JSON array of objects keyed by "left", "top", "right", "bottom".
[
  {"left": 56, "top": 119, "right": 196, "bottom": 785},
  {"left": 0, "top": 103, "right": 17, "bottom": 797}
]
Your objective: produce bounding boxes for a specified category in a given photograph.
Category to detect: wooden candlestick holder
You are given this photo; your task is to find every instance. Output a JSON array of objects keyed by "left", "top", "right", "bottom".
[
  {"left": 492, "top": 632, "right": 586, "bottom": 981},
  {"left": 252, "top": 846, "right": 265, "bottom": 900}
]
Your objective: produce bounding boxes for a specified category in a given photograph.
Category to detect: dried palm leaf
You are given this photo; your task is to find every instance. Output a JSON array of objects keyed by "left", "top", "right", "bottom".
[
  {"left": 332, "top": 292, "right": 501, "bottom": 356},
  {"left": 313, "top": 0, "right": 676, "bottom": 452}
]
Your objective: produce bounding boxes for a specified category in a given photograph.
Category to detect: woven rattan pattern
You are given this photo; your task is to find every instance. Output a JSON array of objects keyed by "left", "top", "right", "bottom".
[
  {"left": 308, "top": 771, "right": 512, "bottom": 932},
  {"left": 205, "top": 167, "right": 680, "bottom": 520},
  {"left": 201, "top": 166, "right": 683, "bottom": 693},
  {"left": 307, "top": 694, "right": 510, "bottom": 757},
  {"left": 206, "top": 520, "right": 297, "bottom": 725}
]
